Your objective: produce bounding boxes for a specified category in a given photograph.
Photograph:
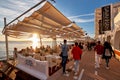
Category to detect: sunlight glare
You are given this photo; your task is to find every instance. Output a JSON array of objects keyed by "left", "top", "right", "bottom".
[{"left": 31, "top": 34, "right": 39, "bottom": 49}]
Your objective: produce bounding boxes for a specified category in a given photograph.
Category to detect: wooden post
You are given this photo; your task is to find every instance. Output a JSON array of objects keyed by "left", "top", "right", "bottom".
[{"left": 4, "top": 18, "right": 9, "bottom": 61}]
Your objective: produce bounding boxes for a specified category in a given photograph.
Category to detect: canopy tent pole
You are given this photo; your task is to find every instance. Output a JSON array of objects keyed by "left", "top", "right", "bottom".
[
  {"left": 39, "top": 34, "right": 42, "bottom": 47},
  {"left": 4, "top": 18, "right": 9, "bottom": 61}
]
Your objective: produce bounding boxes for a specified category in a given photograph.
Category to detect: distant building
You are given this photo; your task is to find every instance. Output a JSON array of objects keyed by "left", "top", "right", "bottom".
[
  {"left": 114, "top": 7, "right": 120, "bottom": 50},
  {"left": 95, "top": 2, "right": 120, "bottom": 50}
]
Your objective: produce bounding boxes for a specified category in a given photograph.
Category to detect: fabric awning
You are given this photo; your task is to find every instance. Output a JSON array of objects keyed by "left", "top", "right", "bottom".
[{"left": 3, "top": 1, "right": 84, "bottom": 39}]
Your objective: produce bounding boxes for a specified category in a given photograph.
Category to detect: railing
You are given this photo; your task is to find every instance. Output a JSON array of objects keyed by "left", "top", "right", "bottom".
[{"left": 16, "top": 54, "right": 49, "bottom": 80}]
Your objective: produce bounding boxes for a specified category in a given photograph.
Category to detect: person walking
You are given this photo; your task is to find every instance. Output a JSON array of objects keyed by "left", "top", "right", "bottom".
[
  {"left": 94, "top": 41, "right": 104, "bottom": 68},
  {"left": 102, "top": 41, "right": 115, "bottom": 69},
  {"left": 61, "top": 39, "right": 69, "bottom": 75},
  {"left": 72, "top": 42, "right": 82, "bottom": 75}
]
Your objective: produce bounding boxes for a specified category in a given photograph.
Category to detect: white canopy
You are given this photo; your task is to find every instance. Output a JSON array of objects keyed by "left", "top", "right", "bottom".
[{"left": 3, "top": 1, "right": 84, "bottom": 39}]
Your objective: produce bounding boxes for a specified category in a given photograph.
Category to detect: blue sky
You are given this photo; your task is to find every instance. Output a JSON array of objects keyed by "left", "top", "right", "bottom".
[{"left": 0, "top": 0, "right": 119, "bottom": 40}]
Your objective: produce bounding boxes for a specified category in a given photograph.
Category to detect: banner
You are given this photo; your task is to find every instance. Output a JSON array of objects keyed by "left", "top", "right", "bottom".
[{"left": 102, "top": 5, "right": 111, "bottom": 31}]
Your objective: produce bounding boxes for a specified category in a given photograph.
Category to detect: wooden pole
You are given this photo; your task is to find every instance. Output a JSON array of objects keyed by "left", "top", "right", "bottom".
[{"left": 4, "top": 18, "right": 9, "bottom": 61}]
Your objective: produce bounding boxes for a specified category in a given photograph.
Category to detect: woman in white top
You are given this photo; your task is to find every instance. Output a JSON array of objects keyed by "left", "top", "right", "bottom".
[{"left": 102, "top": 41, "right": 115, "bottom": 69}]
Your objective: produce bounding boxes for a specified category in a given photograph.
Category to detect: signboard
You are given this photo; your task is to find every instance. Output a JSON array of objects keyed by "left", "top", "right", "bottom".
[{"left": 102, "top": 5, "right": 111, "bottom": 31}]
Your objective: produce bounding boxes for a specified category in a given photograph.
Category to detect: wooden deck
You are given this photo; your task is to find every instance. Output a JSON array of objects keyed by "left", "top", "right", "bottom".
[{"left": 48, "top": 49, "right": 120, "bottom": 80}]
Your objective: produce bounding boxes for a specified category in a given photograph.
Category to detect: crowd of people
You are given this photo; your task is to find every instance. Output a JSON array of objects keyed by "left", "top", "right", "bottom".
[
  {"left": 94, "top": 41, "right": 115, "bottom": 69},
  {"left": 12, "top": 39, "right": 116, "bottom": 76},
  {"left": 60, "top": 39, "right": 115, "bottom": 76},
  {"left": 60, "top": 40, "right": 83, "bottom": 76},
  {"left": 14, "top": 45, "right": 61, "bottom": 57}
]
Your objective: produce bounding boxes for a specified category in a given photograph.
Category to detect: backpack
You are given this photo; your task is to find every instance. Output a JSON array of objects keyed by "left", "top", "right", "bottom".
[{"left": 105, "top": 49, "right": 111, "bottom": 56}]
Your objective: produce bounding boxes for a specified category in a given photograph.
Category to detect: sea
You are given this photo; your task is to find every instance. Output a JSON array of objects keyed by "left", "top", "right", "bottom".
[{"left": 0, "top": 41, "right": 74, "bottom": 60}]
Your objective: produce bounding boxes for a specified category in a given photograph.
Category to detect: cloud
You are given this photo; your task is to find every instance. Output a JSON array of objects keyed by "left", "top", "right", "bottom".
[
  {"left": 0, "top": 0, "right": 44, "bottom": 20},
  {"left": 68, "top": 13, "right": 94, "bottom": 23},
  {"left": 26, "top": 0, "right": 42, "bottom": 3},
  {"left": 0, "top": 0, "right": 42, "bottom": 25},
  {"left": 0, "top": 7, "right": 19, "bottom": 16},
  {"left": 0, "top": 0, "right": 28, "bottom": 12},
  {"left": 6, "top": 0, "right": 29, "bottom": 8},
  {"left": 88, "top": 33, "right": 95, "bottom": 38},
  {"left": 0, "top": 7, "right": 21, "bottom": 25},
  {"left": 68, "top": 13, "right": 94, "bottom": 19},
  {"left": 0, "top": 0, "right": 28, "bottom": 22},
  {"left": 0, "top": 0, "right": 42, "bottom": 16},
  {"left": 33, "top": 0, "right": 42, "bottom": 3},
  {"left": 0, "top": 18, "right": 3, "bottom": 22},
  {"left": 74, "top": 18, "right": 94, "bottom": 23},
  {"left": 0, "top": 28, "right": 3, "bottom": 34}
]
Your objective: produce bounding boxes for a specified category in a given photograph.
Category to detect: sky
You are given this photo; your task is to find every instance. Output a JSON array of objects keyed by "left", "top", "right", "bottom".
[{"left": 0, "top": 0, "right": 119, "bottom": 41}]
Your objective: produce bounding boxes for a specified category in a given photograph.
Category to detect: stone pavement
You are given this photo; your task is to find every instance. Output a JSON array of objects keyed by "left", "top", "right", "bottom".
[{"left": 48, "top": 49, "right": 120, "bottom": 80}]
